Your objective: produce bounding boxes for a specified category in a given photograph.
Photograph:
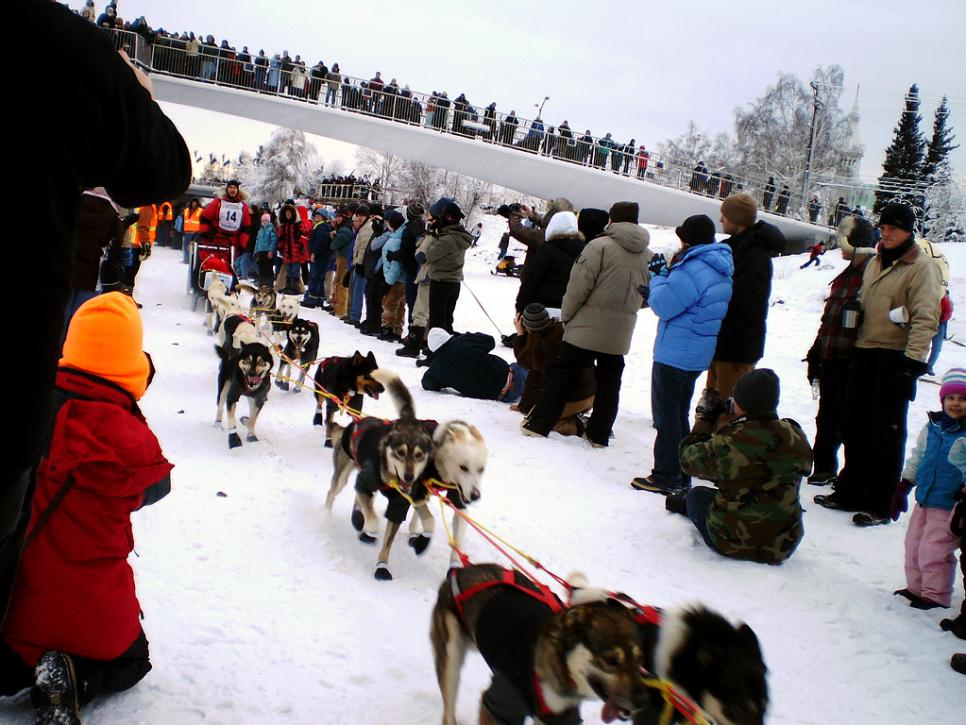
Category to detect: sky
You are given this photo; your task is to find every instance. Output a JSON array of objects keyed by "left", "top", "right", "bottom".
[{"left": 84, "top": 0, "right": 966, "bottom": 182}]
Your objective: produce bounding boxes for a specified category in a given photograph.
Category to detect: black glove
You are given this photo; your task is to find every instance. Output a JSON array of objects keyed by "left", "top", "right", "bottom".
[
  {"left": 371, "top": 219, "right": 386, "bottom": 235},
  {"left": 897, "top": 357, "right": 929, "bottom": 401},
  {"left": 638, "top": 284, "right": 650, "bottom": 307},
  {"left": 695, "top": 388, "right": 729, "bottom": 424},
  {"left": 950, "top": 489, "right": 966, "bottom": 537},
  {"left": 805, "top": 345, "right": 821, "bottom": 383},
  {"left": 139, "top": 245, "right": 151, "bottom": 261},
  {"left": 889, "top": 478, "right": 914, "bottom": 521},
  {"left": 648, "top": 253, "right": 668, "bottom": 277}
]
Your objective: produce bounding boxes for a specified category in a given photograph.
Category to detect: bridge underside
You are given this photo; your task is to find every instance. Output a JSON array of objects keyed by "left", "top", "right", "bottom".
[{"left": 155, "top": 76, "right": 827, "bottom": 245}]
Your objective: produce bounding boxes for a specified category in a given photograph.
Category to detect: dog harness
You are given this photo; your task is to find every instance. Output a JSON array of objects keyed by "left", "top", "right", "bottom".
[
  {"left": 317, "top": 356, "right": 358, "bottom": 408},
  {"left": 448, "top": 567, "right": 573, "bottom": 722}
]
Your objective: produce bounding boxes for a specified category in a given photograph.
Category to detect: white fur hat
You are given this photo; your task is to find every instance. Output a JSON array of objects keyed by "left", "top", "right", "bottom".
[
  {"left": 426, "top": 328, "right": 453, "bottom": 352},
  {"left": 544, "top": 211, "right": 579, "bottom": 240}
]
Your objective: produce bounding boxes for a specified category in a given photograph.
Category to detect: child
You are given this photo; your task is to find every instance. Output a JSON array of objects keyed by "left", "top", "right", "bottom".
[
  {"left": 891, "top": 367, "right": 966, "bottom": 609},
  {"left": 0, "top": 292, "right": 172, "bottom": 724}
]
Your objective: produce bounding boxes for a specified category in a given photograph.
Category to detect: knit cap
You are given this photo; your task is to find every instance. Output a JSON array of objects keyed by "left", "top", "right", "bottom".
[
  {"left": 261, "top": 213, "right": 271, "bottom": 222},
  {"left": 522, "top": 303, "right": 552, "bottom": 331},
  {"left": 675, "top": 214, "right": 716, "bottom": 245},
  {"left": 732, "top": 368, "right": 780, "bottom": 416},
  {"left": 940, "top": 368, "right": 966, "bottom": 402},
  {"left": 385, "top": 210, "right": 405, "bottom": 229},
  {"left": 545, "top": 211, "right": 580, "bottom": 240},
  {"left": 878, "top": 203, "right": 917, "bottom": 233},
  {"left": 721, "top": 193, "right": 757, "bottom": 227},
  {"left": 406, "top": 202, "right": 425, "bottom": 222},
  {"left": 609, "top": 201, "right": 639, "bottom": 224},
  {"left": 60, "top": 292, "right": 151, "bottom": 400}
]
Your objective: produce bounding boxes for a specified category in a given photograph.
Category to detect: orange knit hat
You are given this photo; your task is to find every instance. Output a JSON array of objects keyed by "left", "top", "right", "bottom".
[{"left": 60, "top": 292, "right": 151, "bottom": 399}]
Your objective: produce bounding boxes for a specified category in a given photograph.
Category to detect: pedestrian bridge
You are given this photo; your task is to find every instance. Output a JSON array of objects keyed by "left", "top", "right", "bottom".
[{"left": 152, "top": 75, "right": 827, "bottom": 246}]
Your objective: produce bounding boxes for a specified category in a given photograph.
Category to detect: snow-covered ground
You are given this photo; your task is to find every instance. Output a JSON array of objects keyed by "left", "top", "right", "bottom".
[{"left": 4, "top": 218, "right": 964, "bottom": 724}]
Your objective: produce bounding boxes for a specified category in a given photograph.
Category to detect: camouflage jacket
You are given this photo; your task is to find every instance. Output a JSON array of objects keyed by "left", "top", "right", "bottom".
[{"left": 679, "top": 415, "right": 813, "bottom": 564}]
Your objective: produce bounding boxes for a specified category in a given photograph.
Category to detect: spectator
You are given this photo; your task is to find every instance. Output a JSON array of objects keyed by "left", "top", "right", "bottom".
[
  {"left": 804, "top": 216, "right": 876, "bottom": 485},
  {"left": 940, "top": 488, "right": 966, "bottom": 647},
  {"left": 636, "top": 144, "right": 649, "bottom": 179},
  {"left": 0, "top": 293, "right": 172, "bottom": 724},
  {"left": 81, "top": 0, "right": 96, "bottom": 22},
  {"left": 347, "top": 204, "right": 375, "bottom": 325},
  {"left": 704, "top": 193, "right": 785, "bottom": 420},
  {"left": 421, "top": 329, "right": 527, "bottom": 403},
  {"left": 179, "top": 198, "right": 202, "bottom": 264},
  {"left": 576, "top": 208, "right": 609, "bottom": 243},
  {"left": 470, "top": 222, "right": 483, "bottom": 248},
  {"left": 666, "top": 369, "right": 813, "bottom": 565},
  {"left": 65, "top": 189, "right": 124, "bottom": 329},
  {"left": 775, "top": 185, "right": 791, "bottom": 216},
  {"left": 360, "top": 216, "right": 391, "bottom": 336},
  {"left": 508, "top": 198, "right": 574, "bottom": 279},
  {"left": 916, "top": 237, "right": 952, "bottom": 376},
  {"left": 303, "top": 209, "right": 332, "bottom": 308},
  {"left": 96, "top": 5, "right": 116, "bottom": 28},
  {"left": 500, "top": 111, "right": 518, "bottom": 146},
  {"left": 891, "top": 368, "right": 966, "bottom": 609},
  {"left": 397, "top": 204, "right": 432, "bottom": 357},
  {"left": 833, "top": 197, "right": 850, "bottom": 226},
  {"left": 761, "top": 177, "right": 776, "bottom": 211},
  {"left": 632, "top": 214, "right": 734, "bottom": 495},
  {"left": 328, "top": 209, "right": 354, "bottom": 317},
  {"left": 514, "top": 210, "right": 585, "bottom": 313},
  {"left": 808, "top": 195, "right": 822, "bottom": 224},
  {"left": 512, "top": 304, "right": 595, "bottom": 436},
  {"left": 421, "top": 197, "right": 472, "bottom": 334},
  {"left": 379, "top": 210, "right": 408, "bottom": 340},
  {"left": 276, "top": 203, "right": 308, "bottom": 294},
  {"left": 799, "top": 240, "right": 825, "bottom": 269},
  {"left": 325, "top": 63, "right": 340, "bottom": 105},
  {"left": 522, "top": 202, "right": 651, "bottom": 447},
  {"left": 815, "top": 203, "right": 942, "bottom": 526},
  {"left": 253, "top": 213, "right": 278, "bottom": 286}
]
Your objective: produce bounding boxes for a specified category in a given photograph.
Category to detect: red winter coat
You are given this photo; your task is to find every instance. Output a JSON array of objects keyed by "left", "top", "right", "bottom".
[
  {"left": 1, "top": 369, "right": 172, "bottom": 665},
  {"left": 199, "top": 192, "right": 252, "bottom": 252},
  {"left": 277, "top": 204, "right": 310, "bottom": 263}
]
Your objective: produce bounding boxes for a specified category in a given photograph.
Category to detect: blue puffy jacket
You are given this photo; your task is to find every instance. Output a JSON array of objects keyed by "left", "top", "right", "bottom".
[
  {"left": 903, "top": 413, "right": 966, "bottom": 511},
  {"left": 382, "top": 225, "right": 406, "bottom": 285},
  {"left": 648, "top": 242, "right": 734, "bottom": 371},
  {"left": 254, "top": 224, "right": 278, "bottom": 254}
]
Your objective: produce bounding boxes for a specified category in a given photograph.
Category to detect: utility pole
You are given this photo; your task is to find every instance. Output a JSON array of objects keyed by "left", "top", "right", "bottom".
[{"left": 802, "top": 82, "right": 822, "bottom": 213}]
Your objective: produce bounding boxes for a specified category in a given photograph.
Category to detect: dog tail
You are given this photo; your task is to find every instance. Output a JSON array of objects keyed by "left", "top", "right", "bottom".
[
  {"left": 214, "top": 344, "right": 229, "bottom": 360},
  {"left": 370, "top": 369, "right": 416, "bottom": 420}
]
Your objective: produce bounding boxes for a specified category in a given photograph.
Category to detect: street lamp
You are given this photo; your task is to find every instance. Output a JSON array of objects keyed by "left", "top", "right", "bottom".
[{"left": 534, "top": 96, "right": 549, "bottom": 118}]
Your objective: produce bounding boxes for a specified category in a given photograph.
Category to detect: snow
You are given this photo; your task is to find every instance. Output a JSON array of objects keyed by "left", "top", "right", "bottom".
[{"left": 3, "top": 219, "right": 964, "bottom": 724}]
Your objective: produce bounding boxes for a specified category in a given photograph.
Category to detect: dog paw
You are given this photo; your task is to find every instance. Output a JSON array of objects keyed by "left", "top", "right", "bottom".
[
  {"left": 313, "top": 413, "right": 324, "bottom": 426},
  {"left": 292, "top": 386, "right": 301, "bottom": 394},
  {"left": 350, "top": 508, "right": 364, "bottom": 532},
  {"left": 212, "top": 420, "right": 223, "bottom": 428},
  {"left": 228, "top": 432, "right": 242, "bottom": 449},
  {"left": 274, "top": 380, "right": 289, "bottom": 391},
  {"left": 324, "top": 439, "right": 333, "bottom": 449},
  {"left": 246, "top": 432, "right": 259, "bottom": 443},
  {"left": 358, "top": 532, "right": 377, "bottom": 544},
  {"left": 408, "top": 534, "right": 431, "bottom": 555},
  {"left": 374, "top": 563, "right": 393, "bottom": 581}
]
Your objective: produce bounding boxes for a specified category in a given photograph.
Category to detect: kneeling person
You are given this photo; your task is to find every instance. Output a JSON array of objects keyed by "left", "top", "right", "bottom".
[
  {"left": 668, "top": 369, "right": 812, "bottom": 564},
  {"left": 421, "top": 328, "right": 526, "bottom": 403}
]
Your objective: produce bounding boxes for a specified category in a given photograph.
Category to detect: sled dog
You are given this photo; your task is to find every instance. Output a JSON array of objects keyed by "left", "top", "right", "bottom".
[
  {"left": 215, "top": 341, "right": 273, "bottom": 449},
  {"left": 275, "top": 317, "right": 320, "bottom": 391}
]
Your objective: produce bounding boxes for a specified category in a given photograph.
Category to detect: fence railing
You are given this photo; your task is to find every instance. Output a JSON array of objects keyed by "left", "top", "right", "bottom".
[{"left": 122, "top": 31, "right": 829, "bottom": 223}]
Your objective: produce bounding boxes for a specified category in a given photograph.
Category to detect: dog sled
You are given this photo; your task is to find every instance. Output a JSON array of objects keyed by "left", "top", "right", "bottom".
[
  {"left": 187, "top": 241, "right": 236, "bottom": 310},
  {"left": 491, "top": 254, "right": 522, "bottom": 278}
]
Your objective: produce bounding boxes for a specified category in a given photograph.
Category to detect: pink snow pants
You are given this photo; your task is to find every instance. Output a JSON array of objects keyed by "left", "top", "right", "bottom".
[{"left": 904, "top": 504, "right": 959, "bottom": 607}]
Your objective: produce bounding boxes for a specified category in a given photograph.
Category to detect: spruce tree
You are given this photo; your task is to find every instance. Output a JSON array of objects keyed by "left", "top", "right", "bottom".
[
  {"left": 922, "top": 97, "right": 958, "bottom": 180},
  {"left": 874, "top": 84, "right": 926, "bottom": 214}
]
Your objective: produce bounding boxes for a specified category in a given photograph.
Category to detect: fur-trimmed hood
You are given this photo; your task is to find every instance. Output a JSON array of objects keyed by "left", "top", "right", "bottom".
[{"left": 217, "top": 188, "right": 250, "bottom": 202}]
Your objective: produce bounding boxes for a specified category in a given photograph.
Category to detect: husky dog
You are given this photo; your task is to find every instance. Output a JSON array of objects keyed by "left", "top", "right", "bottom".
[
  {"left": 275, "top": 318, "right": 320, "bottom": 392},
  {"left": 430, "top": 563, "right": 653, "bottom": 725},
  {"left": 215, "top": 341, "right": 273, "bottom": 449},
  {"left": 326, "top": 369, "right": 435, "bottom": 580},
  {"left": 407, "top": 421, "right": 487, "bottom": 566},
  {"left": 569, "top": 585, "right": 769, "bottom": 725},
  {"left": 312, "top": 351, "right": 384, "bottom": 447},
  {"left": 205, "top": 276, "right": 242, "bottom": 335},
  {"left": 248, "top": 284, "right": 278, "bottom": 318},
  {"left": 268, "top": 294, "right": 301, "bottom": 345},
  {"left": 216, "top": 313, "right": 260, "bottom": 356}
]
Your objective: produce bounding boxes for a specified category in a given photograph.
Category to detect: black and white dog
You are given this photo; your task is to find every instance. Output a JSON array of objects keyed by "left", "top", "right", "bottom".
[
  {"left": 215, "top": 341, "right": 273, "bottom": 449},
  {"left": 275, "top": 317, "right": 319, "bottom": 392}
]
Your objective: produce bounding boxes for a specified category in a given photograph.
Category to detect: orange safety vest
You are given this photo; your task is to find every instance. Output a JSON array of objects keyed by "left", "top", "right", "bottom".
[
  {"left": 158, "top": 202, "right": 174, "bottom": 221},
  {"left": 133, "top": 205, "right": 157, "bottom": 247},
  {"left": 182, "top": 206, "right": 203, "bottom": 233}
]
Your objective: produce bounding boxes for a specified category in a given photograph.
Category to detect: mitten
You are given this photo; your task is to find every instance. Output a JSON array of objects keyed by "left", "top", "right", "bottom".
[
  {"left": 695, "top": 388, "right": 728, "bottom": 424},
  {"left": 648, "top": 253, "right": 668, "bottom": 277},
  {"left": 897, "top": 357, "right": 929, "bottom": 401},
  {"left": 889, "top": 478, "right": 914, "bottom": 521}
]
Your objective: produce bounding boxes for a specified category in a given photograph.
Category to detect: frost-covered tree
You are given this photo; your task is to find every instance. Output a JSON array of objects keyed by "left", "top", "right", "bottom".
[
  {"left": 923, "top": 164, "right": 965, "bottom": 242},
  {"left": 251, "top": 127, "right": 318, "bottom": 204},
  {"left": 874, "top": 84, "right": 926, "bottom": 214},
  {"left": 399, "top": 160, "right": 443, "bottom": 207},
  {"left": 234, "top": 150, "right": 256, "bottom": 188},
  {"left": 658, "top": 121, "right": 712, "bottom": 169},
  {"left": 733, "top": 65, "right": 850, "bottom": 193},
  {"left": 922, "top": 97, "right": 958, "bottom": 180},
  {"left": 354, "top": 148, "right": 403, "bottom": 190}
]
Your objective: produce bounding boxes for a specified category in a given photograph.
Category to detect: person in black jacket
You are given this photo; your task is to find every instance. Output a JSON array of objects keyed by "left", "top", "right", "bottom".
[
  {"left": 5, "top": 0, "right": 190, "bottom": 649},
  {"left": 704, "top": 194, "right": 785, "bottom": 423},
  {"left": 421, "top": 329, "right": 527, "bottom": 403},
  {"left": 303, "top": 209, "right": 333, "bottom": 308},
  {"left": 514, "top": 211, "right": 584, "bottom": 313}
]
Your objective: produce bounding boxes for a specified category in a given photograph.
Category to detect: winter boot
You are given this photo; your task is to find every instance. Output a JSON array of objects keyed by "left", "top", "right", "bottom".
[
  {"left": 940, "top": 612, "right": 966, "bottom": 640},
  {"left": 665, "top": 488, "right": 690, "bottom": 516},
  {"left": 952, "top": 653, "right": 966, "bottom": 675},
  {"left": 33, "top": 651, "right": 80, "bottom": 725},
  {"left": 377, "top": 326, "right": 395, "bottom": 341},
  {"left": 395, "top": 326, "right": 424, "bottom": 358}
]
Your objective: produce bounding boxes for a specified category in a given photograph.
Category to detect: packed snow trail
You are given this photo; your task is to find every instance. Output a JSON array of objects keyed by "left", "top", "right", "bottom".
[{"left": 2, "top": 218, "right": 963, "bottom": 724}]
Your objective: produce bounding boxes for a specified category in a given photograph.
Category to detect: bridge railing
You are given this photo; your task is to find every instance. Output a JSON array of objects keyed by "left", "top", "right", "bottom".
[{"left": 125, "top": 32, "right": 821, "bottom": 222}]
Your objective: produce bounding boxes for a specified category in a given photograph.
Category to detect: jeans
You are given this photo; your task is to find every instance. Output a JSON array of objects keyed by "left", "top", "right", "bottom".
[
  {"left": 650, "top": 362, "right": 701, "bottom": 487},
  {"left": 684, "top": 486, "right": 717, "bottom": 550},
  {"left": 236, "top": 252, "right": 257, "bottom": 280},
  {"left": 181, "top": 232, "right": 195, "bottom": 263},
  {"left": 927, "top": 321, "right": 947, "bottom": 373},
  {"left": 305, "top": 256, "right": 328, "bottom": 301},
  {"left": 349, "top": 270, "right": 366, "bottom": 321}
]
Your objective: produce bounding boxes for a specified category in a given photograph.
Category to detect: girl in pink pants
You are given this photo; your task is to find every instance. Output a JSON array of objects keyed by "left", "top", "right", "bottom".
[{"left": 892, "top": 368, "right": 966, "bottom": 609}]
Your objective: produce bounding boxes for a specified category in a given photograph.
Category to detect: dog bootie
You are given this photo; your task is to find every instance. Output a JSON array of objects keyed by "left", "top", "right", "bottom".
[
  {"left": 940, "top": 614, "right": 966, "bottom": 641},
  {"left": 33, "top": 651, "right": 80, "bottom": 725},
  {"left": 350, "top": 507, "right": 364, "bottom": 532},
  {"left": 951, "top": 653, "right": 966, "bottom": 675},
  {"left": 409, "top": 534, "right": 431, "bottom": 555}
]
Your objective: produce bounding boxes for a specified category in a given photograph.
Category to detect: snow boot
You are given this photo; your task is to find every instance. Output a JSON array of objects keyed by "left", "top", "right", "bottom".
[
  {"left": 807, "top": 471, "right": 836, "bottom": 486},
  {"left": 952, "top": 653, "right": 966, "bottom": 675},
  {"left": 940, "top": 613, "right": 966, "bottom": 640},
  {"left": 33, "top": 651, "right": 80, "bottom": 725},
  {"left": 665, "top": 489, "right": 689, "bottom": 515},
  {"left": 852, "top": 511, "right": 890, "bottom": 527},
  {"left": 395, "top": 326, "right": 424, "bottom": 358}
]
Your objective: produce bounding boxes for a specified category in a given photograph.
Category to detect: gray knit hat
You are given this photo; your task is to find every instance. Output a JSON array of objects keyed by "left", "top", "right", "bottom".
[
  {"left": 733, "top": 368, "right": 780, "bottom": 415},
  {"left": 522, "top": 303, "right": 551, "bottom": 331}
]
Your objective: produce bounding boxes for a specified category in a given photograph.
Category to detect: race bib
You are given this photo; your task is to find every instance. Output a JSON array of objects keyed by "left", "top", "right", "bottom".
[{"left": 219, "top": 200, "right": 243, "bottom": 233}]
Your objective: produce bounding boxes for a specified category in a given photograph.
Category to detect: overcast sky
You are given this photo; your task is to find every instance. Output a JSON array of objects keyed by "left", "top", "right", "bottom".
[{"left": 84, "top": 0, "right": 966, "bottom": 181}]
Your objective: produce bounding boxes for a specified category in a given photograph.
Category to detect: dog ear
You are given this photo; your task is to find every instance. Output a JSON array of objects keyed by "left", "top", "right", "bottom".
[
  {"left": 738, "top": 623, "right": 764, "bottom": 661},
  {"left": 366, "top": 351, "right": 377, "bottom": 364},
  {"left": 351, "top": 351, "right": 364, "bottom": 363}
]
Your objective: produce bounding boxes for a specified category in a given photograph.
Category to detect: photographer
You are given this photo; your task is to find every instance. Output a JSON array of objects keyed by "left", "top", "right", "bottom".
[{"left": 666, "top": 369, "right": 813, "bottom": 565}]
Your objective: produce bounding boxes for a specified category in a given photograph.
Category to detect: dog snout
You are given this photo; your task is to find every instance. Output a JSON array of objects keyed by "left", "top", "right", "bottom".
[{"left": 470, "top": 490, "right": 481, "bottom": 502}]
